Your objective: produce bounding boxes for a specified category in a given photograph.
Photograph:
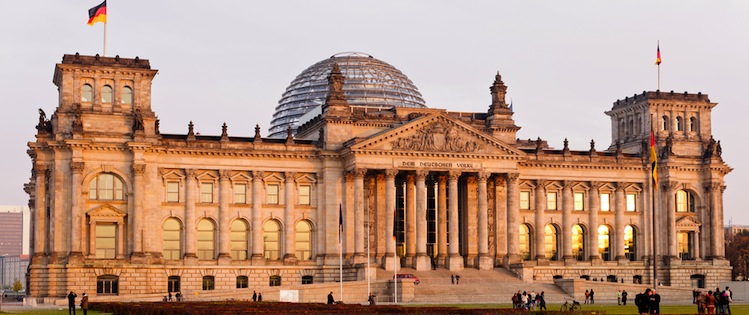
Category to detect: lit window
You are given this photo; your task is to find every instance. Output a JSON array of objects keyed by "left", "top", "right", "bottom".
[
  {"left": 295, "top": 220, "right": 312, "bottom": 260},
  {"left": 96, "top": 224, "right": 116, "bottom": 259},
  {"left": 230, "top": 220, "right": 248, "bottom": 260},
  {"left": 236, "top": 276, "right": 248, "bottom": 289},
  {"left": 519, "top": 191, "right": 530, "bottom": 210},
  {"left": 572, "top": 224, "right": 585, "bottom": 261},
  {"left": 678, "top": 231, "right": 694, "bottom": 260},
  {"left": 200, "top": 182, "right": 213, "bottom": 203},
  {"left": 121, "top": 86, "right": 133, "bottom": 104},
  {"left": 598, "top": 225, "right": 611, "bottom": 261},
  {"left": 546, "top": 192, "right": 557, "bottom": 210},
  {"left": 202, "top": 276, "right": 215, "bottom": 290},
  {"left": 269, "top": 275, "right": 281, "bottom": 287},
  {"left": 97, "top": 275, "right": 119, "bottom": 295},
  {"left": 600, "top": 193, "right": 610, "bottom": 211},
  {"left": 519, "top": 224, "right": 531, "bottom": 260},
  {"left": 676, "top": 190, "right": 695, "bottom": 212},
  {"left": 81, "top": 84, "right": 93, "bottom": 103},
  {"left": 234, "top": 183, "right": 247, "bottom": 204},
  {"left": 574, "top": 192, "right": 585, "bottom": 210},
  {"left": 263, "top": 220, "right": 281, "bottom": 260},
  {"left": 266, "top": 184, "right": 279, "bottom": 204},
  {"left": 89, "top": 173, "right": 124, "bottom": 200},
  {"left": 166, "top": 181, "right": 180, "bottom": 202},
  {"left": 626, "top": 194, "right": 636, "bottom": 211},
  {"left": 544, "top": 224, "right": 558, "bottom": 260},
  {"left": 163, "top": 218, "right": 182, "bottom": 260},
  {"left": 299, "top": 185, "right": 311, "bottom": 205},
  {"left": 624, "top": 225, "right": 636, "bottom": 261},
  {"left": 197, "top": 219, "right": 215, "bottom": 260},
  {"left": 102, "top": 85, "right": 113, "bottom": 103}
]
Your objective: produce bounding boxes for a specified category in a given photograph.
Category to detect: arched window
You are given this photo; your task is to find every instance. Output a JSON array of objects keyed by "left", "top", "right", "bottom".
[
  {"left": 202, "top": 276, "right": 215, "bottom": 290},
  {"left": 676, "top": 116, "right": 683, "bottom": 131},
  {"left": 95, "top": 223, "right": 117, "bottom": 258},
  {"left": 121, "top": 86, "right": 133, "bottom": 104},
  {"left": 662, "top": 115, "right": 669, "bottom": 131},
  {"left": 89, "top": 173, "right": 124, "bottom": 200},
  {"left": 519, "top": 224, "right": 531, "bottom": 260},
  {"left": 676, "top": 190, "right": 695, "bottom": 212},
  {"left": 618, "top": 119, "right": 625, "bottom": 139},
  {"left": 167, "top": 276, "right": 180, "bottom": 293},
  {"left": 269, "top": 275, "right": 281, "bottom": 287},
  {"left": 624, "top": 225, "right": 637, "bottom": 261},
  {"left": 97, "top": 275, "right": 119, "bottom": 295},
  {"left": 295, "top": 220, "right": 312, "bottom": 260},
  {"left": 230, "top": 220, "right": 249, "bottom": 260},
  {"left": 544, "top": 224, "right": 559, "bottom": 260},
  {"left": 81, "top": 84, "right": 93, "bottom": 103},
  {"left": 689, "top": 117, "right": 697, "bottom": 132},
  {"left": 598, "top": 225, "right": 611, "bottom": 261},
  {"left": 572, "top": 224, "right": 585, "bottom": 261},
  {"left": 163, "top": 218, "right": 182, "bottom": 260},
  {"left": 197, "top": 219, "right": 215, "bottom": 260},
  {"left": 236, "top": 276, "right": 248, "bottom": 289},
  {"left": 263, "top": 220, "right": 281, "bottom": 260},
  {"left": 102, "top": 85, "right": 113, "bottom": 103}
]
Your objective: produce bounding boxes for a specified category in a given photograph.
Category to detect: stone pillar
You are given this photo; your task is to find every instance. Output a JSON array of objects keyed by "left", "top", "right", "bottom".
[
  {"left": 405, "top": 173, "right": 416, "bottom": 266},
  {"left": 588, "top": 181, "right": 601, "bottom": 261},
  {"left": 315, "top": 172, "right": 326, "bottom": 263},
  {"left": 534, "top": 180, "right": 547, "bottom": 261},
  {"left": 383, "top": 169, "right": 399, "bottom": 271},
  {"left": 614, "top": 182, "right": 627, "bottom": 261},
  {"left": 494, "top": 176, "right": 507, "bottom": 263},
  {"left": 131, "top": 164, "right": 145, "bottom": 258},
  {"left": 708, "top": 183, "right": 725, "bottom": 259},
  {"left": 447, "top": 171, "right": 463, "bottom": 271},
  {"left": 70, "top": 162, "right": 84, "bottom": 258},
  {"left": 694, "top": 230, "right": 701, "bottom": 260},
  {"left": 184, "top": 169, "right": 198, "bottom": 261},
  {"left": 283, "top": 172, "right": 297, "bottom": 263},
  {"left": 51, "top": 158, "right": 65, "bottom": 260},
  {"left": 477, "top": 172, "right": 492, "bottom": 269},
  {"left": 353, "top": 168, "right": 366, "bottom": 263},
  {"left": 88, "top": 221, "right": 96, "bottom": 258},
  {"left": 116, "top": 221, "right": 125, "bottom": 259},
  {"left": 251, "top": 171, "right": 265, "bottom": 263},
  {"left": 437, "top": 175, "right": 448, "bottom": 266},
  {"left": 218, "top": 170, "right": 232, "bottom": 262},
  {"left": 562, "top": 181, "right": 574, "bottom": 261},
  {"left": 505, "top": 173, "right": 521, "bottom": 265},
  {"left": 666, "top": 181, "right": 679, "bottom": 259},
  {"left": 32, "top": 165, "right": 47, "bottom": 262},
  {"left": 414, "top": 170, "right": 430, "bottom": 270}
]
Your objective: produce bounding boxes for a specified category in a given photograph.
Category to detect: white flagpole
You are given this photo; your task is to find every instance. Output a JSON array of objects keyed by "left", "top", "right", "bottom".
[
  {"left": 367, "top": 214, "right": 371, "bottom": 297},
  {"left": 339, "top": 204, "right": 343, "bottom": 304},
  {"left": 102, "top": 10, "right": 107, "bottom": 56},
  {"left": 394, "top": 237, "right": 397, "bottom": 304}
]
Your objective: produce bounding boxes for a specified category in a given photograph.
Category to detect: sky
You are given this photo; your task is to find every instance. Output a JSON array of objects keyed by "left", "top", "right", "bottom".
[{"left": 0, "top": 1, "right": 747, "bottom": 223}]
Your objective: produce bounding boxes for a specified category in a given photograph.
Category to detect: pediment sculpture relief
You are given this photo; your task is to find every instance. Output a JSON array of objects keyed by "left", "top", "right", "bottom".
[{"left": 390, "top": 122, "right": 483, "bottom": 153}]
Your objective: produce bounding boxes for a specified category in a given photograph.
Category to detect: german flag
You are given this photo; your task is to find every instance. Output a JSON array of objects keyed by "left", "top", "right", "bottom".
[
  {"left": 655, "top": 44, "right": 662, "bottom": 65},
  {"left": 650, "top": 129, "right": 658, "bottom": 190},
  {"left": 87, "top": 1, "right": 107, "bottom": 26}
]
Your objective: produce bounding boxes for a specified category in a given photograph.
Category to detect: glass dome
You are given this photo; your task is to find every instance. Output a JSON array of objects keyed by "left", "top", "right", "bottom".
[{"left": 269, "top": 52, "right": 427, "bottom": 138}]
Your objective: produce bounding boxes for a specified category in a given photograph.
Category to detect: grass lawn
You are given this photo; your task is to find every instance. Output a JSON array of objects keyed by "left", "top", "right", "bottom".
[
  {"left": 0, "top": 310, "right": 110, "bottom": 315},
  {"left": 409, "top": 303, "right": 749, "bottom": 314}
]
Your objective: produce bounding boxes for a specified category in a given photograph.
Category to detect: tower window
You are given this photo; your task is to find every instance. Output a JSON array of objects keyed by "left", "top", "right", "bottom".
[
  {"left": 102, "top": 85, "right": 113, "bottom": 103},
  {"left": 81, "top": 84, "right": 93, "bottom": 103}
]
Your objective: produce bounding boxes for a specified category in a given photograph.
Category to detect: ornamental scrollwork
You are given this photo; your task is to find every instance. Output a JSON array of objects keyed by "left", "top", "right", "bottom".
[{"left": 390, "top": 122, "right": 483, "bottom": 153}]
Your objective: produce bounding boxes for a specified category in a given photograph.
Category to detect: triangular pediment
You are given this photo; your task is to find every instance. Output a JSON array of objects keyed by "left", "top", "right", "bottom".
[
  {"left": 350, "top": 113, "right": 524, "bottom": 156},
  {"left": 87, "top": 204, "right": 127, "bottom": 218},
  {"left": 676, "top": 216, "right": 702, "bottom": 229}
]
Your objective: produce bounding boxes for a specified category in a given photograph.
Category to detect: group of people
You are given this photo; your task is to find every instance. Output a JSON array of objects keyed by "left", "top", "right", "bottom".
[
  {"left": 66, "top": 291, "right": 89, "bottom": 315},
  {"left": 693, "top": 287, "right": 732, "bottom": 314},
  {"left": 634, "top": 288, "right": 661, "bottom": 314},
  {"left": 163, "top": 291, "right": 183, "bottom": 302},
  {"left": 510, "top": 290, "right": 546, "bottom": 310},
  {"left": 450, "top": 274, "right": 461, "bottom": 284},
  {"left": 616, "top": 290, "right": 629, "bottom": 305},
  {"left": 584, "top": 289, "right": 595, "bottom": 304}
]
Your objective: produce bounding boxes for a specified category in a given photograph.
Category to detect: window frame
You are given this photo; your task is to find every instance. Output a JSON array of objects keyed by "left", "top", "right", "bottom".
[
  {"left": 573, "top": 192, "right": 585, "bottom": 211},
  {"left": 295, "top": 220, "right": 313, "bottom": 260},
  {"left": 263, "top": 220, "right": 281, "bottom": 260},
  {"left": 95, "top": 223, "right": 117, "bottom": 259},
  {"left": 166, "top": 181, "right": 180, "bottom": 203},
  {"left": 266, "top": 183, "right": 280, "bottom": 205},
  {"left": 81, "top": 83, "right": 93, "bottom": 103},
  {"left": 546, "top": 191, "right": 557, "bottom": 210},
  {"left": 197, "top": 219, "right": 216, "bottom": 260},
  {"left": 269, "top": 275, "right": 281, "bottom": 287},
  {"left": 600, "top": 193, "right": 611, "bottom": 211},
  {"left": 202, "top": 276, "right": 215, "bottom": 290},
  {"left": 298, "top": 184, "right": 311, "bottom": 205},
  {"left": 200, "top": 182, "right": 214, "bottom": 203},
  {"left": 121, "top": 86, "right": 133, "bottom": 105},
  {"left": 626, "top": 193, "right": 637, "bottom": 212},
  {"left": 89, "top": 173, "right": 125, "bottom": 201},
  {"left": 519, "top": 191, "right": 531, "bottom": 210},
  {"left": 97, "top": 275, "right": 119, "bottom": 295},
  {"left": 163, "top": 218, "right": 182, "bottom": 260},
  {"left": 102, "top": 84, "right": 113, "bottom": 103},
  {"left": 236, "top": 276, "right": 249, "bottom": 289},
  {"left": 234, "top": 183, "right": 247, "bottom": 204},
  {"left": 230, "top": 219, "right": 249, "bottom": 260}
]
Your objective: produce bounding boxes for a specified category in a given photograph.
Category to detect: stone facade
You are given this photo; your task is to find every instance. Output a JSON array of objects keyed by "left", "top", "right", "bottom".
[{"left": 26, "top": 54, "right": 731, "bottom": 298}]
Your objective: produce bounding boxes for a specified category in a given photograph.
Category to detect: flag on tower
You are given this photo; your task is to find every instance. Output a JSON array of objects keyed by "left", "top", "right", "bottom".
[
  {"left": 655, "top": 44, "right": 662, "bottom": 65},
  {"left": 87, "top": 1, "right": 107, "bottom": 25},
  {"left": 650, "top": 130, "right": 658, "bottom": 190}
]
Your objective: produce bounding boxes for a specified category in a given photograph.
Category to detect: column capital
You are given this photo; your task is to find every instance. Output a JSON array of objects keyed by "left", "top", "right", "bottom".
[
  {"left": 34, "top": 164, "right": 47, "bottom": 175},
  {"left": 71, "top": 162, "right": 85, "bottom": 174},
  {"left": 506, "top": 172, "right": 519, "bottom": 182},
  {"left": 284, "top": 171, "right": 297, "bottom": 180},
  {"left": 220, "top": 169, "right": 232, "bottom": 180},
  {"left": 705, "top": 182, "right": 722, "bottom": 192},
  {"left": 131, "top": 164, "right": 145, "bottom": 176},
  {"left": 615, "top": 182, "right": 627, "bottom": 192},
  {"left": 251, "top": 170, "right": 264, "bottom": 179},
  {"left": 589, "top": 181, "right": 603, "bottom": 190},
  {"left": 535, "top": 179, "right": 546, "bottom": 189},
  {"left": 186, "top": 168, "right": 198, "bottom": 179},
  {"left": 448, "top": 170, "right": 461, "bottom": 181},
  {"left": 344, "top": 170, "right": 354, "bottom": 181},
  {"left": 316, "top": 171, "right": 324, "bottom": 182},
  {"left": 384, "top": 169, "right": 398, "bottom": 178},
  {"left": 562, "top": 180, "right": 574, "bottom": 190},
  {"left": 477, "top": 171, "right": 490, "bottom": 182},
  {"left": 415, "top": 170, "right": 428, "bottom": 180},
  {"left": 664, "top": 181, "right": 680, "bottom": 192},
  {"left": 438, "top": 174, "right": 448, "bottom": 184},
  {"left": 352, "top": 168, "right": 367, "bottom": 178}
]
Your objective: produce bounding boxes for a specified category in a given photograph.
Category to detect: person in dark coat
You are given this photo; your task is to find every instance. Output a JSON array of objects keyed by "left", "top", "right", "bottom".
[
  {"left": 635, "top": 289, "right": 650, "bottom": 315},
  {"left": 252, "top": 291, "right": 257, "bottom": 302},
  {"left": 589, "top": 289, "right": 595, "bottom": 304},
  {"left": 257, "top": 293, "right": 262, "bottom": 301},
  {"left": 327, "top": 291, "right": 335, "bottom": 304},
  {"left": 67, "top": 291, "right": 78, "bottom": 315},
  {"left": 80, "top": 293, "right": 89, "bottom": 315},
  {"left": 622, "top": 290, "right": 628, "bottom": 305},
  {"left": 648, "top": 289, "right": 661, "bottom": 314}
]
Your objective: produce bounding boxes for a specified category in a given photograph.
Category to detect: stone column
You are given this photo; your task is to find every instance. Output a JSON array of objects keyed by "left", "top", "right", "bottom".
[
  {"left": 414, "top": 170, "right": 430, "bottom": 270},
  {"left": 184, "top": 169, "right": 198, "bottom": 261},
  {"left": 666, "top": 181, "right": 679, "bottom": 259},
  {"left": 405, "top": 173, "right": 416, "bottom": 266},
  {"left": 116, "top": 221, "right": 125, "bottom": 259},
  {"left": 437, "top": 175, "right": 448, "bottom": 266},
  {"left": 70, "top": 162, "right": 84, "bottom": 258},
  {"left": 283, "top": 172, "right": 297, "bottom": 263},
  {"left": 562, "top": 181, "right": 574, "bottom": 261},
  {"left": 588, "top": 181, "right": 601, "bottom": 261},
  {"left": 694, "top": 230, "right": 701, "bottom": 260},
  {"left": 315, "top": 172, "right": 326, "bottom": 263},
  {"left": 505, "top": 173, "right": 521, "bottom": 265},
  {"left": 614, "top": 182, "right": 627, "bottom": 261},
  {"left": 218, "top": 170, "right": 232, "bottom": 262},
  {"left": 494, "top": 176, "right": 507, "bottom": 262},
  {"left": 353, "top": 168, "right": 366, "bottom": 263},
  {"left": 51, "top": 158, "right": 65, "bottom": 261},
  {"left": 477, "top": 172, "right": 492, "bottom": 269},
  {"left": 131, "top": 164, "right": 145, "bottom": 258},
  {"left": 88, "top": 221, "right": 96, "bottom": 258},
  {"left": 251, "top": 171, "right": 265, "bottom": 263},
  {"left": 534, "top": 180, "right": 547, "bottom": 261},
  {"left": 447, "top": 171, "right": 463, "bottom": 271},
  {"left": 383, "top": 169, "right": 399, "bottom": 271},
  {"left": 708, "top": 183, "right": 725, "bottom": 259}
]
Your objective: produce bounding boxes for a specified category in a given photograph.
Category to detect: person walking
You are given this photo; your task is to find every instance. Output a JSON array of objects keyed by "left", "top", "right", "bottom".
[
  {"left": 538, "top": 291, "right": 547, "bottom": 310},
  {"left": 725, "top": 286, "right": 733, "bottom": 315},
  {"left": 622, "top": 290, "right": 628, "bottom": 305},
  {"left": 67, "top": 291, "right": 78, "bottom": 315},
  {"left": 168, "top": 292, "right": 172, "bottom": 302},
  {"left": 252, "top": 291, "right": 257, "bottom": 302},
  {"left": 327, "top": 291, "right": 335, "bottom": 305},
  {"left": 455, "top": 275, "right": 460, "bottom": 284},
  {"left": 80, "top": 293, "right": 89, "bottom": 315},
  {"left": 706, "top": 290, "right": 716, "bottom": 314},
  {"left": 584, "top": 290, "right": 590, "bottom": 304}
]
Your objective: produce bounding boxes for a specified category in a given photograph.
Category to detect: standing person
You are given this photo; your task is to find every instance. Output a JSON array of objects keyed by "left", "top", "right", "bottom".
[
  {"left": 695, "top": 291, "right": 705, "bottom": 314},
  {"left": 67, "top": 291, "right": 78, "bottom": 315},
  {"left": 368, "top": 292, "right": 376, "bottom": 305},
  {"left": 252, "top": 291, "right": 257, "bottom": 302},
  {"left": 327, "top": 291, "right": 335, "bottom": 305},
  {"left": 590, "top": 289, "right": 595, "bottom": 304},
  {"left": 724, "top": 286, "right": 733, "bottom": 315},
  {"left": 456, "top": 275, "right": 460, "bottom": 285},
  {"left": 168, "top": 292, "right": 172, "bottom": 302},
  {"left": 648, "top": 289, "right": 661, "bottom": 314},
  {"left": 257, "top": 293, "right": 262, "bottom": 301},
  {"left": 584, "top": 289, "right": 590, "bottom": 304},
  {"left": 520, "top": 291, "right": 529, "bottom": 310},
  {"left": 617, "top": 290, "right": 622, "bottom": 305},
  {"left": 622, "top": 290, "right": 628, "bottom": 305},
  {"left": 538, "top": 291, "right": 547, "bottom": 310},
  {"left": 706, "top": 290, "right": 716, "bottom": 314},
  {"left": 80, "top": 293, "right": 89, "bottom": 315},
  {"left": 451, "top": 275, "right": 454, "bottom": 285},
  {"left": 635, "top": 289, "right": 650, "bottom": 315}
]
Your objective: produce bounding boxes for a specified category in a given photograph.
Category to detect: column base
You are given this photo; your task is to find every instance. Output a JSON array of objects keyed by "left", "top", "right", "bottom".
[
  {"left": 324, "top": 254, "right": 342, "bottom": 266},
  {"left": 588, "top": 256, "right": 603, "bottom": 265},
  {"left": 130, "top": 252, "right": 147, "bottom": 264},
  {"left": 414, "top": 254, "right": 431, "bottom": 271},
  {"left": 382, "top": 254, "right": 401, "bottom": 271},
  {"left": 403, "top": 255, "right": 415, "bottom": 268},
  {"left": 447, "top": 255, "right": 464, "bottom": 271},
  {"left": 504, "top": 254, "right": 522, "bottom": 266},
  {"left": 436, "top": 254, "right": 448, "bottom": 268},
  {"left": 353, "top": 253, "right": 367, "bottom": 265},
  {"left": 477, "top": 255, "right": 493, "bottom": 270},
  {"left": 283, "top": 254, "right": 298, "bottom": 265},
  {"left": 183, "top": 253, "right": 198, "bottom": 264},
  {"left": 251, "top": 254, "right": 266, "bottom": 265},
  {"left": 31, "top": 253, "right": 48, "bottom": 265},
  {"left": 218, "top": 253, "right": 232, "bottom": 264},
  {"left": 67, "top": 252, "right": 84, "bottom": 264}
]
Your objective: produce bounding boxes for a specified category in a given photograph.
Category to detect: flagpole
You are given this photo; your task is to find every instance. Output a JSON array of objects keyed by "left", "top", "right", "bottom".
[
  {"left": 367, "top": 212, "right": 371, "bottom": 297},
  {"left": 339, "top": 204, "right": 343, "bottom": 304},
  {"left": 656, "top": 40, "right": 660, "bottom": 91},
  {"left": 650, "top": 123, "right": 658, "bottom": 291},
  {"left": 394, "top": 237, "right": 397, "bottom": 304},
  {"left": 103, "top": 14, "right": 107, "bottom": 56}
]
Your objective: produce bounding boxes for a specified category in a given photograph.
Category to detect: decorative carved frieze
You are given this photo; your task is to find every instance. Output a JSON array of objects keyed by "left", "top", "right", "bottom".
[{"left": 390, "top": 121, "right": 483, "bottom": 153}]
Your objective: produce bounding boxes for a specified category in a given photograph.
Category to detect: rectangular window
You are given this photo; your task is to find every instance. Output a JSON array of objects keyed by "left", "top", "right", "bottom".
[
  {"left": 574, "top": 192, "right": 585, "bottom": 210},
  {"left": 600, "top": 193, "right": 610, "bottom": 211},
  {"left": 547, "top": 192, "right": 557, "bottom": 210},
  {"left": 167, "top": 181, "right": 180, "bottom": 202},
  {"left": 234, "top": 183, "right": 247, "bottom": 204},
  {"left": 298, "top": 185, "right": 311, "bottom": 205},
  {"left": 519, "top": 191, "right": 530, "bottom": 210},
  {"left": 202, "top": 276, "right": 215, "bottom": 290},
  {"left": 266, "top": 184, "right": 279, "bottom": 204},
  {"left": 95, "top": 224, "right": 116, "bottom": 259},
  {"left": 200, "top": 182, "right": 213, "bottom": 203},
  {"left": 626, "top": 193, "right": 637, "bottom": 211}
]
